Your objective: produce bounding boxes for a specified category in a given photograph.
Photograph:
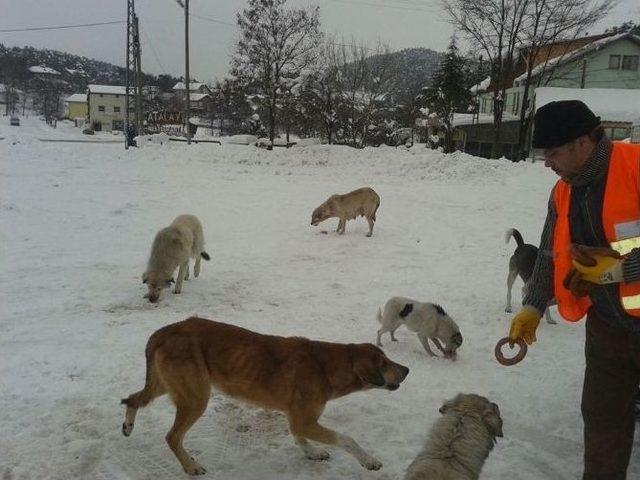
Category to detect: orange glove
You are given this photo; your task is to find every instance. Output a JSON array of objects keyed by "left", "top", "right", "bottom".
[
  {"left": 570, "top": 244, "right": 623, "bottom": 285},
  {"left": 508, "top": 306, "right": 542, "bottom": 346}
]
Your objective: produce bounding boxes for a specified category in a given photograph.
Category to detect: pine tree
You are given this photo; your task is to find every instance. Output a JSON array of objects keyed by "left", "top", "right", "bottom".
[{"left": 422, "top": 37, "right": 471, "bottom": 153}]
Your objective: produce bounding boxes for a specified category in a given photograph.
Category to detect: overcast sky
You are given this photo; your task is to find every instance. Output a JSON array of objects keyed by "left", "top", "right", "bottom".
[{"left": 1, "top": 0, "right": 637, "bottom": 84}]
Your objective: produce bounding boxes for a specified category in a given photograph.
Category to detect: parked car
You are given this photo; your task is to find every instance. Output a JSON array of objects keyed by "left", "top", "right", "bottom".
[{"left": 10, "top": 116, "right": 20, "bottom": 126}]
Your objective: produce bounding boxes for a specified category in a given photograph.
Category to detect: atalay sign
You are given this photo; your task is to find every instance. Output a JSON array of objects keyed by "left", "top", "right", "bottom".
[{"left": 146, "top": 111, "right": 184, "bottom": 125}]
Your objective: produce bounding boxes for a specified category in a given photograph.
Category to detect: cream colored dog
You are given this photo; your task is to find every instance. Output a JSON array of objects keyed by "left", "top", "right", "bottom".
[
  {"left": 404, "top": 393, "right": 503, "bottom": 480},
  {"left": 376, "top": 297, "right": 463, "bottom": 360},
  {"left": 142, "top": 214, "right": 210, "bottom": 303},
  {"left": 311, "top": 187, "right": 380, "bottom": 236}
]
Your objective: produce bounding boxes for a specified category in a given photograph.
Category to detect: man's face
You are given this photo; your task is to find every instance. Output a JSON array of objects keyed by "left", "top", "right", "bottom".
[{"left": 543, "top": 135, "right": 593, "bottom": 180}]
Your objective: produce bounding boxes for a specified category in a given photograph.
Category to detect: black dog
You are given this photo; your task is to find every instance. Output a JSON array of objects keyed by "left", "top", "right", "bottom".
[{"left": 505, "top": 228, "right": 556, "bottom": 324}]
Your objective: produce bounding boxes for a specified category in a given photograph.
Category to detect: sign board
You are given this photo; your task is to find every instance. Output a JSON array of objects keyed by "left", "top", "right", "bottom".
[{"left": 146, "top": 111, "right": 184, "bottom": 125}]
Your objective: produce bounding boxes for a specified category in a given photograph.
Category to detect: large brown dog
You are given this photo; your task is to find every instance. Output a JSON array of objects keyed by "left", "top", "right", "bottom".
[{"left": 121, "top": 317, "right": 409, "bottom": 475}]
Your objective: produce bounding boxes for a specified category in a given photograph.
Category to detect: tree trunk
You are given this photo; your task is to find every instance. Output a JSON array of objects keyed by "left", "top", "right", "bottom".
[
  {"left": 268, "top": 92, "right": 276, "bottom": 150},
  {"left": 491, "top": 91, "right": 504, "bottom": 159}
]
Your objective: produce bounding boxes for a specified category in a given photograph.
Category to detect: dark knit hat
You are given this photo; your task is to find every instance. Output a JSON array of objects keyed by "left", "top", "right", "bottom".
[{"left": 532, "top": 100, "right": 601, "bottom": 149}]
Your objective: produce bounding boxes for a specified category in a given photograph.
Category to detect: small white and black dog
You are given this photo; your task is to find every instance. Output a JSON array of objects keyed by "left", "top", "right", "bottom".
[
  {"left": 403, "top": 393, "right": 503, "bottom": 480},
  {"left": 505, "top": 228, "right": 556, "bottom": 324},
  {"left": 376, "top": 297, "right": 463, "bottom": 360}
]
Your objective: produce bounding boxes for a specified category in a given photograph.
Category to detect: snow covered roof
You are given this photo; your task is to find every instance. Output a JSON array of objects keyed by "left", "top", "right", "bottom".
[
  {"left": 88, "top": 85, "right": 127, "bottom": 95},
  {"left": 64, "top": 93, "right": 87, "bottom": 103},
  {"left": 173, "top": 82, "right": 207, "bottom": 91},
  {"left": 452, "top": 112, "right": 520, "bottom": 127},
  {"left": 470, "top": 76, "right": 491, "bottom": 93},
  {"left": 189, "top": 93, "right": 210, "bottom": 101},
  {"left": 535, "top": 87, "right": 640, "bottom": 123},
  {"left": 65, "top": 68, "right": 86, "bottom": 76},
  {"left": 514, "top": 33, "right": 640, "bottom": 85},
  {"left": 29, "top": 65, "right": 60, "bottom": 75}
]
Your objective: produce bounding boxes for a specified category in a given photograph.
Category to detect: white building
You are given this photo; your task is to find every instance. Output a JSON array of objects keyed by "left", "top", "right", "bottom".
[{"left": 87, "top": 85, "right": 128, "bottom": 132}]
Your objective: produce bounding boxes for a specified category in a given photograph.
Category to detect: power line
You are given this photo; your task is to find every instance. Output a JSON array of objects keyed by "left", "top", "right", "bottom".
[
  {"left": 189, "top": 13, "right": 235, "bottom": 27},
  {"left": 142, "top": 28, "right": 167, "bottom": 75},
  {"left": 326, "top": 0, "right": 436, "bottom": 13},
  {"left": 327, "top": 41, "right": 377, "bottom": 52},
  {"left": 0, "top": 20, "right": 124, "bottom": 33}
]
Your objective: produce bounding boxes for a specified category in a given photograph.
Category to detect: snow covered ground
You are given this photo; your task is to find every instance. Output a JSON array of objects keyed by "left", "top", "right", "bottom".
[{"left": 1, "top": 116, "right": 638, "bottom": 479}]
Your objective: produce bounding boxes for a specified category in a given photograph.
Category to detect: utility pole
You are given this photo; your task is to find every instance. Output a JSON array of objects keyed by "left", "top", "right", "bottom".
[
  {"left": 125, "top": 0, "right": 133, "bottom": 150},
  {"left": 126, "top": 0, "right": 144, "bottom": 149},
  {"left": 580, "top": 58, "right": 587, "bottom": 89},
  {"left": 134, "top": 15, "right": 143, "bottom": 134},
  {"left": 184, "top": 0, "right": 191, "bottom": 144}
]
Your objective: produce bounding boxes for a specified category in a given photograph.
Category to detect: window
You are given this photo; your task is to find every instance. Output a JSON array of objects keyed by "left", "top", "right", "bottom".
[
  {"left": 98, "top": 105, "right": 105, "bottom": 112},
  {"left": 112, "top": 120, "right": 124, "bottom": 131},
  {"left": 609, "top": 55, "right": 621, "bottom": 70},
  {"left": 114, "top": 106, "right": 121, "bottom": 113},
  {"left": 622, "top": 55, "right": 639, "bottom": 71}
]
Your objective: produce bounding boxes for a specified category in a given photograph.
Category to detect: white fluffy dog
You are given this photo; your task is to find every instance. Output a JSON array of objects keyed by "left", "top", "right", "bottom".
[
  {"left": 376, "top": 297, "right": 463, "bottom": 360},
  {"left": 142, "top": 214, "right": 210, "bottom": 303},
  {"left": 404, "top": 393, "right": 503, "bottom": 480}
]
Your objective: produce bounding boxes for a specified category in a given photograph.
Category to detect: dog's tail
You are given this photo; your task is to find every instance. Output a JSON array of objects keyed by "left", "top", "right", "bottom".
[
  {"left": 201, "top": 251, "right": 210, "bottom": 261},
  {"left": 372, "top": 200, "right": 380, "bottom": 221},
  {"left": 376, "top": 307, "right": 383, "bottom": 324},
  {"left": 504, "top": 228, "right": 524, "bottom": 248},
  {"left": 121, "top": 335, "right": 164, "bottom": 411}
]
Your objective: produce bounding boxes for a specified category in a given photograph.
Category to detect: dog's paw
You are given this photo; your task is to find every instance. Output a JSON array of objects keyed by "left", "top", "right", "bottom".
[
  {"left": 184, "top": 459, "right": 207, "bottom": 476},
  {"left": 505, "top": 306, "right": 512, "bottom": 313},
  {"left": 122, "top": 422, "right": 134, "bottom": 436},
  {"left": 360, "top": 456, "right": 382, "bottom": 471},
  {"left": 306, "top": 448, "right": 330, "bottom": 461},
  {"left": 173, "top": 288, "right": 181, "bottom": 294}
]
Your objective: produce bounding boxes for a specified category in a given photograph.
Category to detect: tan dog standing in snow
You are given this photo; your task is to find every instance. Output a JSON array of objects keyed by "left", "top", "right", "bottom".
[
  {"left": 142, "top": 214, "right": 210, "bottom": 303},
  {"left": 311, "top": 187, "right": 380, "bottom": 237}
]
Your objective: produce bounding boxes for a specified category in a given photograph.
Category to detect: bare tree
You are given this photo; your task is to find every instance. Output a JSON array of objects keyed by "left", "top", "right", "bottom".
[
  {"left": 331, "top": 39, "right": 397, "bottom": 147},
  {"left": 514, "top": 0, "right": 611, "bottom": 159},
  {"left": 301, "top": 40, "right": 342, "bottom": 143},
  {"left": 232, "top": 0, "right": 322, "bottom": 147},
  {"left": 443, "top": 0, "right": 530, "bottom": 158},
  {"left": 0, "top": 53, "right": 28, "bottom": 116},
  {"left": 33, "top": 78, "right": 64, "bottom": 126}
]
